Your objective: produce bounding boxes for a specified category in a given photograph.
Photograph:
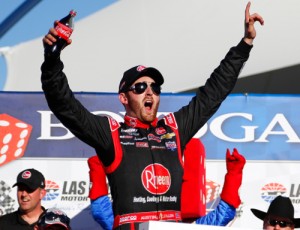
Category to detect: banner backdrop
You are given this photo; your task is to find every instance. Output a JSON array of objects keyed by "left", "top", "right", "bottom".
[{"left": 1, "top": 92, "right": 300, "bottom": 229}]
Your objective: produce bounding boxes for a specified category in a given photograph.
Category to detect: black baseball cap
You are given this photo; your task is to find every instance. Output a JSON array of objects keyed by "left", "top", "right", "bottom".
[
  {"left": 13, "top": 168, "right": 45, "bottom": 190},
  {"left": 118, "top": 65, "right": 164, "bottom": 93}
]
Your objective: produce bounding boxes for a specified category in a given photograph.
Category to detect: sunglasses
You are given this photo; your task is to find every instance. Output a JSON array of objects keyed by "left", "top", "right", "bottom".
[
  {"left": 268, "top": 219, "right": 293, "bottom": 228},
  {"left": 127, "top": 82, "right": 161, "bottom": 95}
]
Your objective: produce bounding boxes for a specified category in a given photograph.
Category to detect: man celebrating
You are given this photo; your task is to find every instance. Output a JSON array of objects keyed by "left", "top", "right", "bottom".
[
  {"left": 0, "top": 168, "right": 46, "bottom": 230},
  {"left": 41, "top": 2, "right": 264, "bottom": 229}
]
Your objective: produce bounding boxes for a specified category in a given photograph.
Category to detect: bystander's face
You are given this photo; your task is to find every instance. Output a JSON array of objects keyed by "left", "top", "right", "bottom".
[
  {"left": 263, "top": 217, "right": 295, "bottom": 230},
  {"left": 17, "top": 184, "right": 46, "bottom": 214},
  {"left": 120, "top": 76, "right": 160, "bottom": 123}
]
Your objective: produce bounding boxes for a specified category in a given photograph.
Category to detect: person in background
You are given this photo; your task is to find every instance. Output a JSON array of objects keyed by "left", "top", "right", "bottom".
[
  {"left": 34, "top": 208, "right": 71, "bottom": 230},
  {"left": 251, "top": 195, "right": 300, "bottom": 230},
  {"left": 41, "top": 2, "right": 263, "bottom": 229},
  {"left": 0, "top": 168, "right": 46, "bottom": 230}
]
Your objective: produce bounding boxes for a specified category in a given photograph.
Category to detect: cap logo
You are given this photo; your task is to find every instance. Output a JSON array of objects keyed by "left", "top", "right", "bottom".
[
  {"left": 137, "top": 65, "right": 146, "bottom": 72},
  {"left": 22, "top": 171, "right": 32, "bottom": 179}
]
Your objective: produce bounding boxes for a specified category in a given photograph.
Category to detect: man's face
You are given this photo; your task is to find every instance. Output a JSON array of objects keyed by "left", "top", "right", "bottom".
[
  {"left": 263, "top": 217, "right": 295, "bottom": 230},
  {"left": 17, "top": 184, "right": 46, "bottom": 214},
  {"left": 120, "top": 76, "right": 160, "bottom": 123}
]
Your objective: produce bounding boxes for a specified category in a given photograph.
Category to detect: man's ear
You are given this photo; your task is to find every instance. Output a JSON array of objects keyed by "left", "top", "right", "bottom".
[
  {"left": 40, "top": 188, "right": 46, "bottom": 200},
  {"left": 119, "top": 93, "right": 128, "bottom": 105}
]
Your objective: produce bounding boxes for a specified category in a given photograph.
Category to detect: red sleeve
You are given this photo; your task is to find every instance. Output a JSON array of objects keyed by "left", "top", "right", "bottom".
[
  {"left": 88, "top": 155, "right": 108, "bottom": 200},
  {"left": 181, "top": 138, "right": 206, "bottom": 221}
]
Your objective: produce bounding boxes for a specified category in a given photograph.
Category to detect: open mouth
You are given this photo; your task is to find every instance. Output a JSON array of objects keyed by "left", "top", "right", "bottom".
[{"left": 144, "top": 100, "right": 153, "bottom": 110}]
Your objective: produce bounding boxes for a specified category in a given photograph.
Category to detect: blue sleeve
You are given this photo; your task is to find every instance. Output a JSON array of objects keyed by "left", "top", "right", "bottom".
[
  {"left": 195, "top": 199, "right": 236, "bottom": 226},
  {"left": 90, "top": 196, "right": 114, "bottom": 230}
]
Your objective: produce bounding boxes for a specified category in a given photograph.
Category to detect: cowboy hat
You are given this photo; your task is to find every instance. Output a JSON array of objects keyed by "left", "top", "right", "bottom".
[{"left": 251, "top": 195, "right": 300, "bottom": 228}]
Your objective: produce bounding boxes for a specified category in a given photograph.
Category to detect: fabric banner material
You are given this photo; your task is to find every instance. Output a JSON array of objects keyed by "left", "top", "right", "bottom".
[{"left": 1, "top": 92, "right": 300, "bottom": 160}]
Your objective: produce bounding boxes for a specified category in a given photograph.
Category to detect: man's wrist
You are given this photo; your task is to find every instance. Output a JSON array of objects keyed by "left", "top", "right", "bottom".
[{"left": 243, "top": 37, "right": 254, "bottom": 45}]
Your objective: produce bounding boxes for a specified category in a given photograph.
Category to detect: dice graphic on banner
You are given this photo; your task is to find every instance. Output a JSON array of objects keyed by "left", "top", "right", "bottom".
[{"left": 0, "top": 114, "right": 32, "bottom": 166}]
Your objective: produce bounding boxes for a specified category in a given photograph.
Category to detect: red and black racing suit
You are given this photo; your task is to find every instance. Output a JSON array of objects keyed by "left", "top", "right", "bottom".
[{"left": 41, "top": 39, "right": 252, "bottom": 230}]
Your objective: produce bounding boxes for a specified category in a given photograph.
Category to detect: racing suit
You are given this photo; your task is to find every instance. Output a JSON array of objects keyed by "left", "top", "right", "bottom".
[{"left": 41, "top": 39, "right": 252, "bottom": 229}]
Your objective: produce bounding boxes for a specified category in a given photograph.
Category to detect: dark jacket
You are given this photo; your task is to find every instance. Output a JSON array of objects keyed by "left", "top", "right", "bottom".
[{"left": 0, "top": 208, "right": 44, "bottom": 230}]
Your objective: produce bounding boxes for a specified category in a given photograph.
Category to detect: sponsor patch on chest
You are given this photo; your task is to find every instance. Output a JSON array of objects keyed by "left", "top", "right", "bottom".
[{"left": 141, "top": 164, "right": 171, "bottom": 195}]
